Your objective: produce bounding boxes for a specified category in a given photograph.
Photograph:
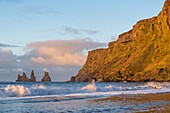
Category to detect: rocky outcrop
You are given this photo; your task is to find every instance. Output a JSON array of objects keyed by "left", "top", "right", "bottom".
[
  {"left": 16, "top": 74, "right": 21, "bottom": 82},
  {"left": 71, "top": 0, "right": 170, "bottom": 82},
  {"left": 16, "top": 71, "right": 36, "bottom": 82},
  {"left": 16, "top": 70, "right": 52, "bottom": 82},
  {"left": 16, "top": 72, "right": 29, "bottom": 82},
  {"left": 29, "top": 70, "right": 36, "bottom": 82},
  {"left": 41, "top": 71, "right": 52, "bottom": 82},
  {"left": 70, "top": 76, "right": 75, "bottom": 82}
]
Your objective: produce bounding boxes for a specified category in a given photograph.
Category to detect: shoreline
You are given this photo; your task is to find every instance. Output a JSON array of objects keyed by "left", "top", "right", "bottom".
[{"left": 92, "top": 92, "right": 170, "bottom": 112}]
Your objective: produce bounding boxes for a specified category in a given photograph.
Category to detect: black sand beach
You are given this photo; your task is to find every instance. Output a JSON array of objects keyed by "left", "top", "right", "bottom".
[{"left": 92, "top": 93, "right": 170, "bottom": 112}]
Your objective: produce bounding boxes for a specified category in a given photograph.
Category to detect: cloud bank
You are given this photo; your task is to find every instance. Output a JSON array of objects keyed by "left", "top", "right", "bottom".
[
  {"left": 0, "top": 39, "right": 106, "bottom": 81},
  {"left": 22, "top": 38, "right": 106, "bottom": 67},
  {"left": 0, "top": 48, "right": 18, "bottom": 68}
]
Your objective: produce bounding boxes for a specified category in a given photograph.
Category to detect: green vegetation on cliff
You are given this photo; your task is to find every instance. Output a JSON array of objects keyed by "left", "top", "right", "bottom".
[{"left": 71, "top": 0, "right": 170, "bottom": 82}]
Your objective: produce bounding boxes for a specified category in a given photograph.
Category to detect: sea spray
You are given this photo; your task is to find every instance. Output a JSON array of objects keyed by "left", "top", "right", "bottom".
[
  {"left": 145, "top": 82, "right": 170, "bottom": 89},
  {"left": 31, "top": 84, "right": 46, "bottom": 89},
  {"left": 4, "top": 85, "right": 30, "bottom": 97},
  {"left": 0, "top": 82, "right": 170, "bottom": 99},
  {"left": 82, "top": 80, "right": 97, "bottom": 92},
  {"left": 0, "top": 82, "right": 170, "bottom": 112}
]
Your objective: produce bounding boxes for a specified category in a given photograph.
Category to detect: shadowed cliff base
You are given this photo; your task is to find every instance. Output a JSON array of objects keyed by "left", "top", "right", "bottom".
[{"left": 71, "top": 0, "right": 170, "bottom": 82}]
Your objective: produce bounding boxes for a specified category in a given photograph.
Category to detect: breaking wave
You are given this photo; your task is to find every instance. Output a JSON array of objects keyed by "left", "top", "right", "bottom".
[
  {"left": 0, "top": 82, "right": 170, "bottom": 100},
  {"left": 2, "top": 85, "right": 30, "bottom": 97},
  {"left": 82, "top": 80, "right": 97, "bottom": 92}
]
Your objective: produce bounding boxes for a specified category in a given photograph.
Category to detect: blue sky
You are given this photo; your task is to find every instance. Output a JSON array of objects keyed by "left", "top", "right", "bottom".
[
  {"left": 0, "top": 0, "right": 164, "bottom": 51},
  {"left": 0, "top": 0, "right": 165, "bottom": 81}
]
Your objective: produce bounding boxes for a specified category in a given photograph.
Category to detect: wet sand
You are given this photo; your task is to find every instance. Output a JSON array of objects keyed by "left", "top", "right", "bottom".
[{"left": 92, "top": 93, "right": 170, "bottom": 113}]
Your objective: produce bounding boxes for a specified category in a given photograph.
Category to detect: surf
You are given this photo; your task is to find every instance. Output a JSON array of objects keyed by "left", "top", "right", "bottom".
[{"left": 0, "top": 82, "right": 170, "bottom": 101}]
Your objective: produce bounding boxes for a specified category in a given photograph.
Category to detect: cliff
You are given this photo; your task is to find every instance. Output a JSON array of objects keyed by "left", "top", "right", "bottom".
[{"left": 71, "top": 0, "right": 170, "bottom": 82}]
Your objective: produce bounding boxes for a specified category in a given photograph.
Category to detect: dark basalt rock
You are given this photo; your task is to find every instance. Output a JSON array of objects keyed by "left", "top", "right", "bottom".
[
  {"left": 29, "top": 70, "right": 36, "bottom": 82},
  {"left": 16, "top": 71, "right": 37, "bottom": 82},
  {"left": 16, "top": 72, "right": 29, "bottom": 82},
  {"left": 41, "top": 71, "right": 52, "bottom": 82},
  {"left": 16, "top": 74, "right": 21, "bottom": 82},
  {"left": 70, "top": 76, "right": 75, "bottom": 82},
  {"left": 16, "top": 70, "right": 47, "bottom": 82}
]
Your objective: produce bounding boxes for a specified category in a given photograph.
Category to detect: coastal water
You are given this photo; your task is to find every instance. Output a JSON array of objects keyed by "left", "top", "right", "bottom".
[{"left": 0, "top": 82, "right": 170, "bottom": 112}]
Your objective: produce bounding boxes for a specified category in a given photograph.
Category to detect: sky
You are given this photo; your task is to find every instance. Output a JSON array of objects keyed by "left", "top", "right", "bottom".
[{"left": 0, "top": 0, "right": 165, "bottom": 81}]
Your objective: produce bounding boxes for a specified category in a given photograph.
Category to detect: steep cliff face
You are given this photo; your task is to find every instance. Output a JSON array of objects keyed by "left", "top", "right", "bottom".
[{"left": 72, "top": 0, "right": 170, "bottom": 82}]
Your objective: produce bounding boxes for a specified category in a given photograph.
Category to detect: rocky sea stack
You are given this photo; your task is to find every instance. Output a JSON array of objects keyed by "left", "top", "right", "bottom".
[
  {"left": 16, "top": 72, "right": 29, "bottom": 82},
  {"left": 41, "top": 71, "right": 52, "bottom": 82},
  {"left": 71, "top": 0, "right": 170, "bottom": 82},
  {"left": 16, "top": 70, "right": 51, "bottom": 82},
  {"left": 29, "top": 70, "right": 36, "bottom": 82}
]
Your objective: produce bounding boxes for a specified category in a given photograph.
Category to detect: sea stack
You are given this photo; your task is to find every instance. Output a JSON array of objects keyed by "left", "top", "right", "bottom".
[
  {"left": 29, "top": 70, "right": 36, "bottom": 82},
  {"left": 16, "top": 70, "right": 52, "bottom": 82},
  {"left": 16, "top": 74, "right": 21, "bottom": 82},
  {"left": 16, "top": 72, "right": 29, "bottom": 82},
  {"left": 41, "top": 71, "right": 52, "bottom": 82},
  {"left": 71, "top": 0, "right": 170, "bottom": 82}
]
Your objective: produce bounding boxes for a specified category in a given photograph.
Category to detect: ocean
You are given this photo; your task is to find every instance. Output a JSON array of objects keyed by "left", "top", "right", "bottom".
[{"left": 0, "top": 81, "right": 170, "bottom": 113}]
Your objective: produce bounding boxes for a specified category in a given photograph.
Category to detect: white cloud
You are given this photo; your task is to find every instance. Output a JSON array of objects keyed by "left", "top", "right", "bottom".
[
  {"left": 23, "top": 38, "right": 106, "bottom": 67},
  {"left": 61, "top": 26, "right": 99, "bottom": 35},
  {"left": 0, "top": 48, "right": 18, "bottom": 68}
]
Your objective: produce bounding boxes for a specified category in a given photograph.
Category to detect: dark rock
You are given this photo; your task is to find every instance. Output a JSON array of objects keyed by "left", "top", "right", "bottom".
[
  {"left": 16, "top": 70, "right": 52, "bottom": 82},
  {"left": 16, "top": 72, "right": 29, "bottom": 82},
  {"left": 41, "top": 71, "right": 52, "bottom": 82},
  {"left": 29, "top": 70, "right": 36, "bottom": 82},
  {"left": 70, "top": 76, "right": 75, "bottom": 82},
  {"left": 16, "top": 74, "right": 21, "bottom": 82}
]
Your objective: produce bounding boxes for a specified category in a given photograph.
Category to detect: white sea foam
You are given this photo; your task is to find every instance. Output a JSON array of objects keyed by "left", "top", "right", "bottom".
[
  {"left": 3, "top": 85, "right": 31, "bottom": 97},
  {"left": 145, "top": 82, "right": 170, "bottom": 90},
  {"left": 82, "top": 80, "right": 97, "bottom": 92},
  {"left": 0, "top": 82, "right": 170, "bottom": 100},
  {"left": 31, "top": 84, "right": 46, "bottom": 89}
]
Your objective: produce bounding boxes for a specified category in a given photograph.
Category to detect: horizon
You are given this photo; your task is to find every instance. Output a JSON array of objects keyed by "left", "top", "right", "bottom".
[{"left": 0, "top": 0, "right": 165, "bottom": 81}]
